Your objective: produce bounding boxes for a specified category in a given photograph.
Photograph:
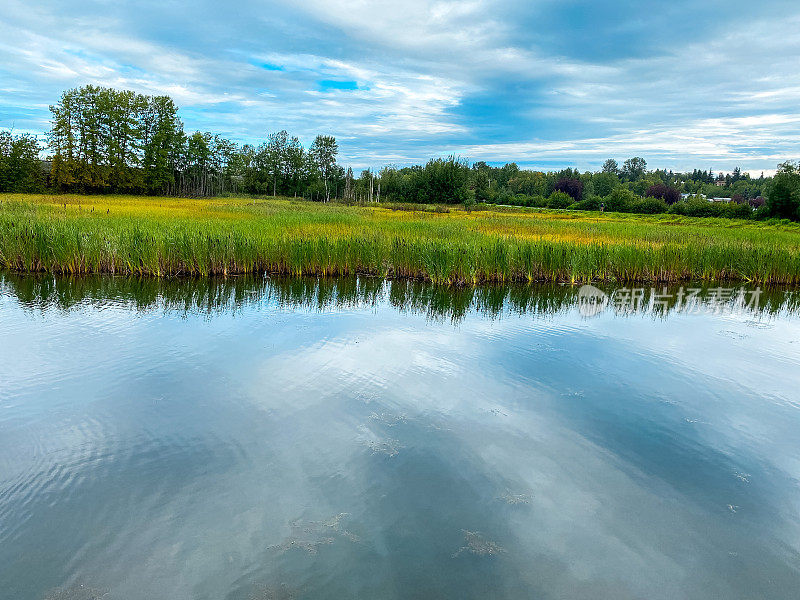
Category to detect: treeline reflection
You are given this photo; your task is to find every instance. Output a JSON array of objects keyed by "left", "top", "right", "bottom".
[{"left": 2, "top": 273, "right": 798, "bottom": 322}]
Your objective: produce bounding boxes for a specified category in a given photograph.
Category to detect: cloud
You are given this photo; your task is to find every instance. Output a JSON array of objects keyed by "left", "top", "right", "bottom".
[{"left": 0, "top": 0, "right": 798, "bottom": 171}]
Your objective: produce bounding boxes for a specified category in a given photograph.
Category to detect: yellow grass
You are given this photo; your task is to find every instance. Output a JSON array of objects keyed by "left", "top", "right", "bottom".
[{"left": 1, "top": 193, "right": 799, "bottom": 284}]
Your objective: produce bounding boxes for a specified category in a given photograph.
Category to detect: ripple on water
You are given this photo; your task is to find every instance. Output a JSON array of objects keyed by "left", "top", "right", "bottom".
[
  {"left": 452, "top": 530, "right": 506, "bottom": 558},
  {"left": 269, "top": 513, "right": 360, "bottom": 556},
  {"left": 246, "top": 583, "right": 299, "bottom": 600},
  {"left": 40, "top": 582, "right": 109, "bottom": 600}
]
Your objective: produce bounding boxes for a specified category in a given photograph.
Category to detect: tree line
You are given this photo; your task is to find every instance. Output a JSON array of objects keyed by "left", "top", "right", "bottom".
[
  {"left": 1, "top": 85, "right": 799, "bottom": 220},
  {"left": 43, "top": 85, "right": 341, "bottom": 200}
]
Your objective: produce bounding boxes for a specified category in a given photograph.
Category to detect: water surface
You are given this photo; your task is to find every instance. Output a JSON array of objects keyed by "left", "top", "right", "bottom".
[{"left": 1, "top": 274, "right": 800, "bottom": 600}]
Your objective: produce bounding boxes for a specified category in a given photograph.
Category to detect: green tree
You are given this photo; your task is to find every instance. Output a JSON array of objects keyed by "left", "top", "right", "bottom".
[
  {"left": 141, "top": 95, "right": 183, "bottom": 194},
  {"left": 606, "top": 186, "right": 636, "bottom": 212},
  {"left": 602, "top": 158, "right": 619, "bottom": 174},
  {"left": 309, "top": 135, "right": 338, "bottom": 201},
  {"left": 766, "top": 162, "right": 800, "bottom": 220},
  {"left": 592, "top": 171, "right": 618, "bottom": 196},
  {"left": 0, "top": 132, "right": 44, "bottom": 192},
  {"left": 284, "top": 135, "right": 304, "bottom": 196},
  {"left": 621, "top": 157, "right": 647, "bottom": 181},
  {"left": 473, "top": 168, "right": 491, "bottom": 202},
  {"left": 415, "top": 156, "right": 470, "bottom": 204},
  {"left": 264, "top": 130, "right": 289, "bottom": 196}
]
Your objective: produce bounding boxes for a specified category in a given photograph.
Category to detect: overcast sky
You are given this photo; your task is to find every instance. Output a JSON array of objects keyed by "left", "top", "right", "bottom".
[{"left": 1, "top": 0, "right": 799, "bottom": 173}]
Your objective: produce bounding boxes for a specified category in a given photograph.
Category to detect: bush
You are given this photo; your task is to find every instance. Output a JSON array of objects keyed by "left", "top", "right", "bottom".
[
  {"left": 604, "top": 186, "right": 636, "bottom": 212},
  {"left": 510, "top": 194, "right": 539, "bottom": 207},
  {"left": 722, "top": 202, "right": 753, "bottom": 219},
  {"left": 547, "top": 190, "right": 574, "bottom": 209},
  {"left": 463, "top": 193, "right": 476, "bottom": 211},
  {"left": 669, "top": 199, "right": 718, "bottom": 218},
  {"left": 630, "top": 197, "right": 668, "bottom": 214},
  {"left": 495, "top": 189, "right": 514, "bottom": 205},
  {"left": 668, "top": 199, "right": 751, "bottom": 219},
  {"left": 572, "top": 195, "right": 601, "bottom": 211},
  {"left": 752, "top": 205, "right": 771, "bottom": 220},
  {"left": 529, "top": 195, "right": 549, "bottom": 208}
]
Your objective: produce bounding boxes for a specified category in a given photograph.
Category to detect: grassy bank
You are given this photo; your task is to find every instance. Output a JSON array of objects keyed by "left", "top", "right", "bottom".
[{"left": 1, "top": 193, "right": 799, "bottom": 284}]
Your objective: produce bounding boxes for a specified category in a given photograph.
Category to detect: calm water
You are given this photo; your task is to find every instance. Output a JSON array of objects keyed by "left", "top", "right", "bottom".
[{"left": 2, "top": 274, "right": 800, "bottom": 600}]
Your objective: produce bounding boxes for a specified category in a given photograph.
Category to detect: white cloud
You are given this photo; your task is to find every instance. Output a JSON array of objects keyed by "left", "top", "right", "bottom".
[{"left": 0, "top": 0, "right": 798, "bottom": 171}]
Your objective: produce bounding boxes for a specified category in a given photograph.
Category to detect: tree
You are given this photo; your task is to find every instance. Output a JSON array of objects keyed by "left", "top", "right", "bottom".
[
  {"left": 185, "top": 132, "right": 212, "bottom": 196},
  {"left": 264, "top": 130, "right": 289, "bottom": 196},
  {"left": 415, "top": 156, "right": 470, "bottom": 204},
  {"left": 141, "top": 95, "right": 183, "bottom": 194},
  {"left": 621, "top": 157, "right": 647, "bottom": 181},
  {"left": 0, "top": 132, "right": 44, "bottom": 192},
  {"left": 283, "top": 135, "right": 304, "bottom": 196},
  {"left": 472, "top": 168, "right": 491, "bottom": 203},
  {"left": 554, "top": 177, "right": 583, "bottom": 201},
  {"left": 309, "top": 135, "right": 338, "bottom": 201},
  {"left": 766, "top": 162, "right": 800, "bottom": 220},
  {"left": 606, "top": 186, "right": 636, "bottom": 212},
  {"left": 497, "top": 162, "right": 520, "bottom": 188},
  {"left": 602, "top": 159, "right": 619, "bottom": 174},
  {"left": 49, "top": 85, "right": 184, "bottom": 194},
  {"left": 645, "top": 183, "right": 680, "bottom": 205},
  {"left": 592, "top": 171, "right": 618, "bottom": 196},
  {"left": 508, "top": 170, "right": 547, "bottom": 196}
]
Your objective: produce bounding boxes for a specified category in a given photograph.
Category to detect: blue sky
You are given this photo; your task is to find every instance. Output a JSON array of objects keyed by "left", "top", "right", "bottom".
[{"left": 1, "top": 0, "right": 799, "bottom": 173}]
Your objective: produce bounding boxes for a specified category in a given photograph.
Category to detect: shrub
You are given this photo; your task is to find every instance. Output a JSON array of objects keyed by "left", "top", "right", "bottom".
[
  {"left": 572, "top": 195, "right": 601, "bottom": 211},
  {"left": 630, "top": 197, "right": 668, "bottom": 214},
  {"left": 463, "top": 193, "right": 476, "bottom": 211},
  {"left": 669, "top": 199, "right": 719, "bottom": 218},
  {"left": 529, "top": 195, "right": 549, "bottom": 208},
  {"left": 668, "top": 199, "right": 750, "bottom": 219},
  {"left": 605, "top": 186, "right": 636, "bottom": 212},
  {"left": 722, "top": 202, "right": 753, "bottom": 219},
  {"left": 752, "top": 205, "right": 770, "bottom": 220},
  {"left": 547, "top": 190, "right": 574, "bottom": 209},
  {"left": 496, "top": 189, "right": 514, "bottom": 205}
]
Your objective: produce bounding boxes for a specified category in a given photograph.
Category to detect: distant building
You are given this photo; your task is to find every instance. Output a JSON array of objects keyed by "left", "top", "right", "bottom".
[{"left": 709, "top": 197, "right": 732, "bottom": 203}]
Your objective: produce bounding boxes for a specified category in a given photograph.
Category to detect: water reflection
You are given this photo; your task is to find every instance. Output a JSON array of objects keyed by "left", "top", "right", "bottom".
[
  {"left": 2, "top": 272, "right": 797, "bottom": 322},
  {"left": 1, "top": 273, "right": 799, "bottom": 600}
]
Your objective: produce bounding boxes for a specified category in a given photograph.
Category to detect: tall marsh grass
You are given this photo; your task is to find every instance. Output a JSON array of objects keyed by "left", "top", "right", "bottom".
[{"left": 1, "top": 194, "right": 799, "bottom": 284}]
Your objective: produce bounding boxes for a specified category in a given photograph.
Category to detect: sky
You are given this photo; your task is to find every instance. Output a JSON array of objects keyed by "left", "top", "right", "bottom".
[{"left": 1, "top": 0, "right": 799, "bottom": 173}]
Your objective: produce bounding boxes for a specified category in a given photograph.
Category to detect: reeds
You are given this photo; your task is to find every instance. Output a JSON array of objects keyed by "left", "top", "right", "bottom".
[{"left": 1, "top": 194, "right": 799, "bottom": 285}]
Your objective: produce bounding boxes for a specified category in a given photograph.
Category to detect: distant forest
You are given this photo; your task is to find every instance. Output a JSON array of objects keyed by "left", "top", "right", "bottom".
[{"left": 2, "top": 85, "right": 800, "bottom": 220}]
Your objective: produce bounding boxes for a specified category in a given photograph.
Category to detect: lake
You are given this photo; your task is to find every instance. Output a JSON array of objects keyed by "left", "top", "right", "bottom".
[{"left": 1, "top": 274, "right": 799, "bottom": 600}]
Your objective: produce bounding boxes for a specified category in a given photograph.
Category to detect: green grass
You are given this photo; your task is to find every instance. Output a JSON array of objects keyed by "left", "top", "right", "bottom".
[{"left": 1, "top": 193, "right": 799, "bottom": 284}]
